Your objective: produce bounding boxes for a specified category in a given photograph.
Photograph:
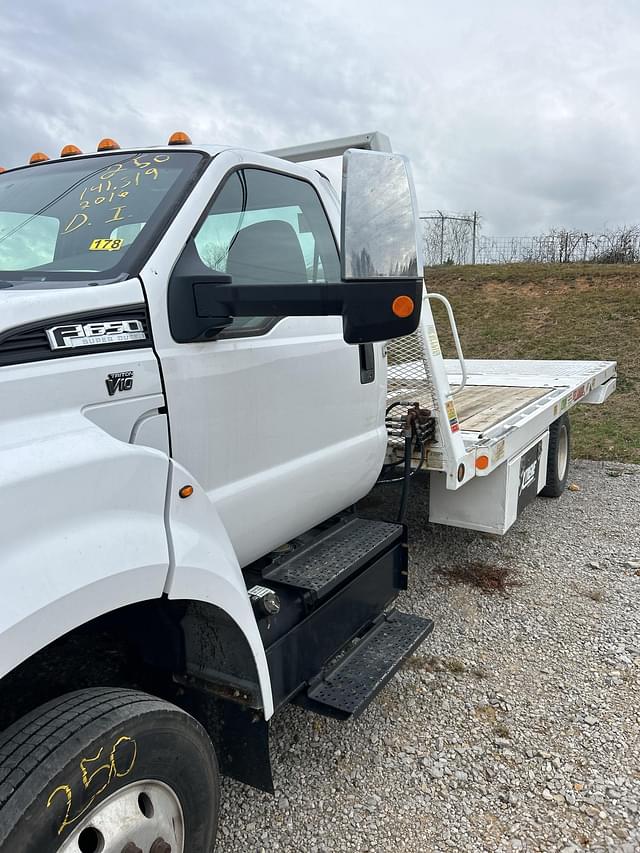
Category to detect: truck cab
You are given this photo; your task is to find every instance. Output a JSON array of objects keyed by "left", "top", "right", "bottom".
[{"left": 0, "top": 134, "right": 431, "bottom": 852}]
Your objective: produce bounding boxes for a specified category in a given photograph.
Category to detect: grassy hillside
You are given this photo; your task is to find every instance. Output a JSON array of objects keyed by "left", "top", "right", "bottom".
[{"left": 425, "top": 264, "right": 639, "bottom": 463}]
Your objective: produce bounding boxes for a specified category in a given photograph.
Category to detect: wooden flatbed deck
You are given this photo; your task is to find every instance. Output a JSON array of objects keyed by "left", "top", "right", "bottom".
[
  {"left": 450, "top": 385, "right": 549, "bottom": 433},
  {"left": 387, "top": 369, "right": 549, "bottom": 436}
]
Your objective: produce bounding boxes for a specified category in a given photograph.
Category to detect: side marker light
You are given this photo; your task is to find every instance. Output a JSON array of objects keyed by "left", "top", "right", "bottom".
[
  {"left": 476, "top": 454, "right": 490, "bottom": 470},
  {"left": 391, "top": 295, "right": 415, "bottom": 318}
]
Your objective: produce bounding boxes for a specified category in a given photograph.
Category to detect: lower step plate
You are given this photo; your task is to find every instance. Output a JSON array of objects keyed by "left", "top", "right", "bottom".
[{"left": 304, "top": 610, "right": 434, "bottom": 719}]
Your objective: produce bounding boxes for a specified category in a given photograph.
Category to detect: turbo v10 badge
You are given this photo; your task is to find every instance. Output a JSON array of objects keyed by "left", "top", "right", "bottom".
[
  {"left": 106, "top": 371, "right": 134, "bottom": 396},
  {"left": 46, "top": 320, "right": 146, "bottom": 351}
]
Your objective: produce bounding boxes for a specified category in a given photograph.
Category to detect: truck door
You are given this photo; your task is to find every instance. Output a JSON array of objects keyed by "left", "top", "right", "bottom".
[{"left": 145, "top": 159, "right": 387, "bottom": 567}]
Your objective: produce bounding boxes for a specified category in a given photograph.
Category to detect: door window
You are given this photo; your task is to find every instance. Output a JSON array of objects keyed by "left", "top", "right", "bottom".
[{"left": 193, "top": 168, "right": 340, "bottom": 336}]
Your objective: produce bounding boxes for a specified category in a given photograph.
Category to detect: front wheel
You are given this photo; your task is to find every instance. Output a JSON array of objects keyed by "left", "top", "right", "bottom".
[
  {"left": 0, "top": 688, "right": 220, "bottom": 853},
  {"left": 540, "top": 414, "right": 571, "bottom": 497}
]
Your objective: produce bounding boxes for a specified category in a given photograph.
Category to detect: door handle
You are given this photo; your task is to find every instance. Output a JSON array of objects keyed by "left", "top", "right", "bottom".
[{"left": 359, "top": 343, "right": 375, "bottom": 384}]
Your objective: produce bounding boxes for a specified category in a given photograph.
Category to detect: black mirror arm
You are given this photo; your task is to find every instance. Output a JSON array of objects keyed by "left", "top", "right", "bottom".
[
  {"left": 193, "top": 276, "right": 422, "bottom": 344},
  {"left": 194, "top": 281, "right": 344, "bottom": 318}
]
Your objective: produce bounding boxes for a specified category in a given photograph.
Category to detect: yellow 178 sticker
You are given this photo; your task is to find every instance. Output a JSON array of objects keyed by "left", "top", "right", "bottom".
[{"left": 89, "top": 238, "right": 123, "bottom": 252}]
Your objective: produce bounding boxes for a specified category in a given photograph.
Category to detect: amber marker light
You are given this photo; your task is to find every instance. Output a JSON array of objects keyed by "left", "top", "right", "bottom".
[
  {"left": 391, "top": 295, "right": 415, "bottom": 318},
  {"left": 179, "top": 484, "right": 194, "bottom": 499},
  {"left": 29, "top": 152, "right": 49, "bottom": 164},
  {"left": 97, "top": 138, "right": 121, "bottom": 152},
  {"left": 0, "top": 167, "right": 6, "bottom": 173},
  {"left": 476, "top": 454, "right": 490, "bottom": 471},
  {"left": 60, "top": 144, "right": 83, "bottom": 158},
  {"left": 168, "top": 131, "right": 192, "bottom": 145}
]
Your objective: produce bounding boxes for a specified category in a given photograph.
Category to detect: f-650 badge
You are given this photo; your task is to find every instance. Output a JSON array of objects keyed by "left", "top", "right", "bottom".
[{"left": 46, "top": 320, "right": 146, "bottom": 351}]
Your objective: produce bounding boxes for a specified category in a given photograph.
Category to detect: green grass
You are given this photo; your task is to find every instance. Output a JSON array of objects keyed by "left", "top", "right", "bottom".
[{"left": 425, "top": 263, "right": 640, "bottom": 463}]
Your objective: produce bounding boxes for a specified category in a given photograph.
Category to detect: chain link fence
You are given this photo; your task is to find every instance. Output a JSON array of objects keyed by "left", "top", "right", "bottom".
[{"left": 422, "top": 214, "right": 640, "bottom": 266}]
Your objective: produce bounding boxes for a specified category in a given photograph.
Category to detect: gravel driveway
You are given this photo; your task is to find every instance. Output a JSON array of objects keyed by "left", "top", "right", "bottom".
[{"left": 216, "top": 460, "right": 640, "bottom": 853}]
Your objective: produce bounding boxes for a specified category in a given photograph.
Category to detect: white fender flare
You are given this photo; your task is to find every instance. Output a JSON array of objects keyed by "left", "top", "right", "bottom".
[{"left": 164, "top": 461, "right": 274, "bottom": 718}]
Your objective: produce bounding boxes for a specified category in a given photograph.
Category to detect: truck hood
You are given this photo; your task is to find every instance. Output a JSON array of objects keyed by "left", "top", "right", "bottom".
[{"left": 0, "top": 278, "right": 146, "bottom": 336}]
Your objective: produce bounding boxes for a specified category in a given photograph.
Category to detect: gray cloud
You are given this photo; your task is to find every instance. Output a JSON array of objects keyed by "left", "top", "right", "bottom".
[{"left": 1, "top": 0, "right": 638, "bottom": 235}]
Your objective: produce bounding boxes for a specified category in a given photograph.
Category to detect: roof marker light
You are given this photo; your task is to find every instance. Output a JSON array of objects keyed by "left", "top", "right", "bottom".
[
  {"left": 97, "top": 138, "right": 121, "bottom": 152},
  {"left": 29, "top": 152, "right": 49, "bottom": 164},
  {"left": 168, "top": 131, "right": 192, "bottom": 145},
  {"left": 60, "top": 144, "right": 83, "bottom": 158}
]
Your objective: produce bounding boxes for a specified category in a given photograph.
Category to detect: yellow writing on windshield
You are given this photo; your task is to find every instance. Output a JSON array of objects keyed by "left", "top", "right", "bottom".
[
  {"left": 63, "top": 213, "right": 89, "bottom": 234},
  {"left": 61, "top": 154, "right": 172, "bottom": 237}
]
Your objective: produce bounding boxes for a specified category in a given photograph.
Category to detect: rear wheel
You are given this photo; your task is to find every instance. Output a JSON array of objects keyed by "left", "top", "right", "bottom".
[
  {"left": 541, "top": 414, "right": 571, "bottom": 497},
  {"left": 0, "top": 688, "right": 220, "bottom": 853}
]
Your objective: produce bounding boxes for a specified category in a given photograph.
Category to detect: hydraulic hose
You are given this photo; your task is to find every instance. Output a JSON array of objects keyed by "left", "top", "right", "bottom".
[{"left": 396, "top": 432, "right": 413, "bottom": 524}]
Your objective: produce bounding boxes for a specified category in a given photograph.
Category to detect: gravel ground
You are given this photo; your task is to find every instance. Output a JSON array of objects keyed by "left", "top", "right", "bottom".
[{"left": 216, "top": 460, "right": 640, "bottom": 853}]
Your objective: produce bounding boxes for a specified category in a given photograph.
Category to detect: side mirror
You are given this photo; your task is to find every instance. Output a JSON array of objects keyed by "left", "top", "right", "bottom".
[
  {"left": 168, "top": 149, "right": 423, "bottom": 344},
  {"left": 339, "top": 149, "right": 422, "bottom": 343}
]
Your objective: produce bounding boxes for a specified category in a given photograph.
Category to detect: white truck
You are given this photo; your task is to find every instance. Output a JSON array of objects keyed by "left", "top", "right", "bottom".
[{"left": 0, "top": 131, "right": 615, "bottom": 853}]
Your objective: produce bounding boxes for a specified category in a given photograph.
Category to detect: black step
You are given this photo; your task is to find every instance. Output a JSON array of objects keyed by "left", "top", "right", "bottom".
[
  {"left": 303, "top": 610, "right": 434, "bottom": 719},
  {"left": 262, "top": 517, "right": 402, "bottom": 601}
]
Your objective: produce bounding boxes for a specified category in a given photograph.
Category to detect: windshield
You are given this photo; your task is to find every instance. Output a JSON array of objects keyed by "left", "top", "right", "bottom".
[{"left": 0, "top": 150, "right": 205, "bottom": 283}]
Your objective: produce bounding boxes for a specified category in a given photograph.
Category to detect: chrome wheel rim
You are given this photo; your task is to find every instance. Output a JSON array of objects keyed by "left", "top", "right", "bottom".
[
  {"left": 557, "top": 424, "right": 569, "bottom": 481},
  {"left": 56, "top": 780, "right": 184, "bottom": 853}
]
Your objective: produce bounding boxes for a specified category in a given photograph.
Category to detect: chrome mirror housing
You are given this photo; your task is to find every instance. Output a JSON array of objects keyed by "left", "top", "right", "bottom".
[{"left": 341, "top": 149, "right": 421, "bottom": 280}]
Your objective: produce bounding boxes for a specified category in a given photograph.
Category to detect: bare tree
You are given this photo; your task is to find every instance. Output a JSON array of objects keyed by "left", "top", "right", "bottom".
[
  {"left": 421, "top": 212, "right": 480, "bottom": 266},
  {"left": 200, "top": 242, "right": 230, "bottom": 271}
]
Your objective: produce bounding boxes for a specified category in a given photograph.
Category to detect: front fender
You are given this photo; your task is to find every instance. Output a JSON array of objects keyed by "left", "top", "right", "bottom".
[
  {"left": 0, "top": 417, "right": 170, "bottom": 680},
  {"left": 0, "top": 409, "right": 272, "bottom": 718},
  {"left": 164, "top": 461, "right": 274, "bottom": 718}
]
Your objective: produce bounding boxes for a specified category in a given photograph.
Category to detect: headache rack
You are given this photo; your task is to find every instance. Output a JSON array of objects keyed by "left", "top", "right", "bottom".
[{"left": 265, "top": 131, "right": 392, "bottom": 162}]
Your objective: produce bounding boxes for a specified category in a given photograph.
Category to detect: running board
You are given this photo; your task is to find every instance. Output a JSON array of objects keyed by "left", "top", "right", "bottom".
[
  {"left": 299, "top": 610, "right": 434, "bottom": 720},
  {"left": 261, "top": 517, "right": 402, "bottom": 604}
]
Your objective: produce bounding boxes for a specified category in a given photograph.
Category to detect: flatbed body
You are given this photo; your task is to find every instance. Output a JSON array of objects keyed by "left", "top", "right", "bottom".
[
  {"left": 389, "top": 356, "right": 614, "bottom": 454},
  {"left": 387, "top": 321, "right": 616, "bottom": 533},
  {"left": 449, "top": 357, "right": 614, "bottom": 450}
]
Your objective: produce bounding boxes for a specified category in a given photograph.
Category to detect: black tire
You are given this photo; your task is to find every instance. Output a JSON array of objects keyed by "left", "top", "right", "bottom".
[
  {"left": 0, "top": 688, "right": 219, "bottom": 853},
  {"left": 540, "top": 414, "right": 571, "bottom": 497}
]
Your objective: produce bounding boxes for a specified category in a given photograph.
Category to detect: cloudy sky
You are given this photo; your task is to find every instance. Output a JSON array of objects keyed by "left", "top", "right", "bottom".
[{"left": 1, "top": 1, "right": 638, "bottom": 235}]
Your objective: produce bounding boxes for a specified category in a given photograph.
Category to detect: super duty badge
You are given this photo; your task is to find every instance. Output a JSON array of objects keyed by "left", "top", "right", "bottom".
[{"left": 46, "top": 319, "right": 146, "bottom": 351}]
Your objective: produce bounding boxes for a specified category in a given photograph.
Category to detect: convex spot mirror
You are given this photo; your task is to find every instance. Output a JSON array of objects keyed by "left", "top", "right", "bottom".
[{"left": 169, "top": 148, "right": 423, "bottom": 345}]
